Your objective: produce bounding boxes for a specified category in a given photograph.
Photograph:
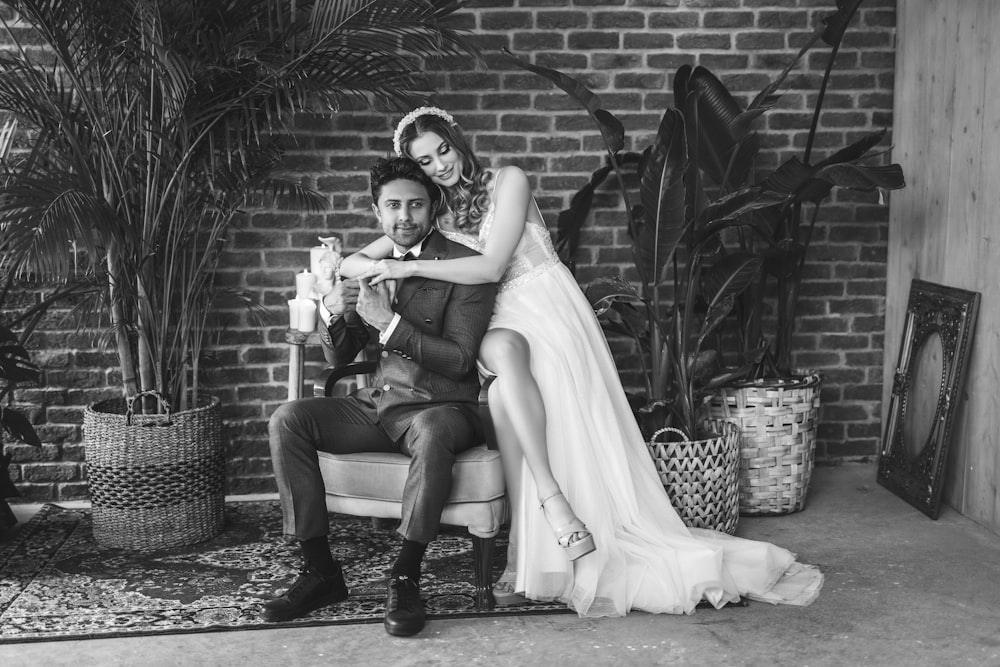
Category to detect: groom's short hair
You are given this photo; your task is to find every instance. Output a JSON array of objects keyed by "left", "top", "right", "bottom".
[{"left": 370, "top": 157, "right": 438, "bottom": 206}]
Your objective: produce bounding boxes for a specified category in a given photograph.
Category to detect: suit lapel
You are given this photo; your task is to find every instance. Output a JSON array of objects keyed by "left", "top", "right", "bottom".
[{"left": 394, "top": 230, "right": 448, "bottom": 312}]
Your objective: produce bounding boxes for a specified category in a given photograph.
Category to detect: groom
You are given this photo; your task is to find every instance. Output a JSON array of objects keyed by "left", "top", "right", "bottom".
[{"left": 265, "top": 157, "right": 497, "bottom": 636}]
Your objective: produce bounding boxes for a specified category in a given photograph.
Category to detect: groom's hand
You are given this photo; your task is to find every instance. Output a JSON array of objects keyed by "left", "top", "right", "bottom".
[
  {"left": 322, "top": 278, "right": 360, "bottom": 319},
  {"left": 357, "top": 277, "right": 395, "bottom": 332}
]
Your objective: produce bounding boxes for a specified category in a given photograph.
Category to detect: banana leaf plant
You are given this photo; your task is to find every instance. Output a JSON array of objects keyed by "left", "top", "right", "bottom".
[
  {"left": 509, "top": 0, "right": 905, "bottom": 436},
  {"left": 0, "top": 0, "right": 478, "bottom": 412},
  {"left": 509, "top": 49, "right": 766, "bottom": 438},
  {"left": 674, "top": 0, "right": 907, "bottom": 375},
  {"left": 1, "top": 321, "right": 39, "bottom": 504},
  {"left": 1, "top": 269, "right": 92, "bottom": 504},
  {"left": 0, "top": 326, "right": 42, "bottom": 502}
]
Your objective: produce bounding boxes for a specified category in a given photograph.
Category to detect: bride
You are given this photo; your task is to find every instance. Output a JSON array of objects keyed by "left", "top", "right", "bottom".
[{"left": 338, "top": 106, "right": 823, "bottom": 617}]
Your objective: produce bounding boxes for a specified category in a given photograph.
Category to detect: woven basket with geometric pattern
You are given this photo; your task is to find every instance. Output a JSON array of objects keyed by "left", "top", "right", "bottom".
[
  {"left": 706, "top": 374, "right": 822, "bottom": 516},
  {"left": 83, "top": 391, "right": 225, "bottom": 550},
  {"left": 645, "top": 422, "right": 740, "bottom": 535}
]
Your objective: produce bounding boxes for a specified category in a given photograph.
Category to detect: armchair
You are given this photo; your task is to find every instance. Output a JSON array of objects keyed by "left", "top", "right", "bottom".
[{"left": 313, "top": 360, "right": 508, "bottom": 610}]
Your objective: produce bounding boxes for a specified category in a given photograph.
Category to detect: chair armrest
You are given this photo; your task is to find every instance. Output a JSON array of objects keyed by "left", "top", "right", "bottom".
[{"left": 321, "top": 361, "right": 378, "bottom": 397}]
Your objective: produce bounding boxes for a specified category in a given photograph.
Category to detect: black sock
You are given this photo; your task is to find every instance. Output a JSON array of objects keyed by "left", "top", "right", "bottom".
[
  {"left": 300, "top": 536, "right": 337, "bottom": 575},
  {"left": 390, "top": 539, "right": 427, "bottom": 582}
]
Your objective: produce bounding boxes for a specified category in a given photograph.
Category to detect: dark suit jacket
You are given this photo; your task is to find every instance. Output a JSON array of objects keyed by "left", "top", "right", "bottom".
[{"left": 322, "top": 230, "right": 497, "bottom": 442}]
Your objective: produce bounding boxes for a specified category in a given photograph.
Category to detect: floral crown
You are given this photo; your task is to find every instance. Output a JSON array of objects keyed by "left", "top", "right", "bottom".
[{"left": 393, "top": 106, "right": 456, "bottom": 156}]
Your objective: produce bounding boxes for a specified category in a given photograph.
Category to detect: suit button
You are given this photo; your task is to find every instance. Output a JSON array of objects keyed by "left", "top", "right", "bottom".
[
  {"left": 381, "top": 350, "right": 389, "bottom": 358},
  {"left": 382, "top": 384, "right": 391, "bottom": 391}
]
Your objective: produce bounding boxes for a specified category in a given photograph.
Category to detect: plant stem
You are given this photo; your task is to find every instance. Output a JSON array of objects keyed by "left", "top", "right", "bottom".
[{"left": 107, "top": 242, "right": 138, "bottom": 398}]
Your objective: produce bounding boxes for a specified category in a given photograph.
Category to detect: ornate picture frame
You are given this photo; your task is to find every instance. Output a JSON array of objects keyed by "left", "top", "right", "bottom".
[{"left": 877, "top": 279, "right": 981, "bottom": 519}]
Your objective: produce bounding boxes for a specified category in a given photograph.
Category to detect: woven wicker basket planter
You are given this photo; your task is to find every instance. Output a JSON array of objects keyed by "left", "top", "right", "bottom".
[
  {"left": 83, "top": 392, "right": 225, "bottom": 550},
  {"left": 706, "top": 374, "right": 822, "bottom": 516},
  {"left": 645, "top": 422, "right": 740, "bottom": 535}
]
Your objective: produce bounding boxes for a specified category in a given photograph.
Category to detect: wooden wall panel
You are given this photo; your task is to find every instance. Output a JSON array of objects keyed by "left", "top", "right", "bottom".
[{"left": 886, "top": 0, "right": 1000, "bottom": 534}]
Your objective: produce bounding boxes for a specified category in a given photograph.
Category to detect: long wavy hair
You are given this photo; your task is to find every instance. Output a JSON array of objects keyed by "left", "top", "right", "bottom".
[{"left": 398, "top": 114, "right": 492, "bottom": 233}]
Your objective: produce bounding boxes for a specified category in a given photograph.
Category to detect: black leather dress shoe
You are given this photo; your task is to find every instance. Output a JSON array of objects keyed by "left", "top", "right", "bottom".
[
  {"left": 262, "top": 564, "right": 349, "bottom": 622},
  {"left": 383, "top": 575, "right": 425, "bottom": 637}
]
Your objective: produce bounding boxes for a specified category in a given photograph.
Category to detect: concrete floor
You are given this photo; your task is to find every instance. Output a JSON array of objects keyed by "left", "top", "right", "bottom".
[{"left": 2, "top": 462, "right": 1000, "bottom": 667}]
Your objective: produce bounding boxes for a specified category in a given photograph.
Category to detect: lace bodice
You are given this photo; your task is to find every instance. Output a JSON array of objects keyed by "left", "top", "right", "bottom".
[{"left": 437, "top": 194, "right": 560, "bottom": 293}]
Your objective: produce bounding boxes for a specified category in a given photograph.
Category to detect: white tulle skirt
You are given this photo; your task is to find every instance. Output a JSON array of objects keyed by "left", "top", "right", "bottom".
[{"left": 487, "top": 260, "right": 822, "bottom": 617}]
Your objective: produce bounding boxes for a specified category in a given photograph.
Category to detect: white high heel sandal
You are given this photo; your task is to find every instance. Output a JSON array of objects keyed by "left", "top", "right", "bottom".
[{"left": 539, "top": 491, "right": 596, "bottom": 561}]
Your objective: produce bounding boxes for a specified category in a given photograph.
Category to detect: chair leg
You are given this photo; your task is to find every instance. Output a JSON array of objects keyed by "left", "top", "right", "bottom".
[
  {"left": 470, "top": 534, "right": 496, "bottom": 611},
  {"left": 371, "top": 517, "right": 396, "bottom": 531}
]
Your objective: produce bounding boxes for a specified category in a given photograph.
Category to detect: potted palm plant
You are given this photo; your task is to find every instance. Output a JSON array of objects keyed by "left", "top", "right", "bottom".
[
  {"left": 0, "top": 0, "right": 479, "bottom": 548},
  {"left": 510, "top": 0, "right": 904, "bottom": 522}
]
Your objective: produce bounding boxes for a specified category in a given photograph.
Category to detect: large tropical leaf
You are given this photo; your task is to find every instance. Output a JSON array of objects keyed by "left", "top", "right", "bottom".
[
  {"left": 503, "top": 48, "right": 625, "bottom": 154},
  {"left": 762, "top": 156, "right": 816, "bottom": 197},
  {"left": 675, "top": 66, "right": 757, "bottom": 189},
  {"left": 821, "top": 0, "right": 866, "bottom": 47},
  {"left": 761, "top": 239, "right": 806, "bottom": 280},
  {"left": 585, "top": 276, "right": 649, "bottom": 359},
  {"left": 637, "top": 107, "right": 687, "bottom": 287},
  {"left": 814, "top": 163, "right": 906, "bottom": 191},
  {"left": 587, "top": 274, "right": 644, "bottom": 316},
  {"left": 764, "top": 144, "right": 905, "bottom": 206},
  {"left": 699, "top": 186, "right": 791, "bottom": 238},
  {"left": 0, "top": 407, "right": 41, "bottom": 447},
  {"left": 1, "top": 451, "right": 21, "bottom": 496},
  {"left": 697, "top": 252, "right": 761, "bottom": 348},
  {"left": 0, "top": 344, "right": 40, "bottom": 385},
  {"left": 0, "top": 325, "right": 42, "bottom": 448},
  {"left": 814, "top": 129, "right": 888, "bottom": 169},
  {"left": 555, "top": 162, "right": 613, "bottom": 266},
  {"left": 743, "top": 0, "right": 862, "bottom": 115}
]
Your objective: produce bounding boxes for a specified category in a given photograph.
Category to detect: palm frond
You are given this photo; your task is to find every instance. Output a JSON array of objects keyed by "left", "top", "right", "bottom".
[{"left": 0, "top": 0, "right": 479, "bottom": 406}]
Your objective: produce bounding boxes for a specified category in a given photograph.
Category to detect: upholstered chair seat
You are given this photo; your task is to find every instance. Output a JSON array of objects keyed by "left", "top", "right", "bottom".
[{"left": 314, "top": 361, "right": 507, "bottom": 610}]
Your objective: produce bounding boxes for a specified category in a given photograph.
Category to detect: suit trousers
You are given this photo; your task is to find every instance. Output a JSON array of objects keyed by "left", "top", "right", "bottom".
[{"left": 268, "top": 395, "right": 480, "bottom": 545}]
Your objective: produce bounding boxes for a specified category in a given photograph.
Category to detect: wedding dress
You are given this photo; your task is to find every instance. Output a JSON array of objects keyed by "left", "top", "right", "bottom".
[{"left": 438, "top": 181, "right": 822, "bottom": 618}]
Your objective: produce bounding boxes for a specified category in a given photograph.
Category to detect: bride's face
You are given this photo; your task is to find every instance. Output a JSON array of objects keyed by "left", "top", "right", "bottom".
[{"left": 407, "top": 130, "right": 463, "bottom": 189}]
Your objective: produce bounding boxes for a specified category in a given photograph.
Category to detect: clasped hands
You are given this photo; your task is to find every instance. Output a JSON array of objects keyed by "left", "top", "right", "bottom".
[
  {"left": 364, "top": 258, "right": 413, "bottom": 286},
  {"left": 322, "top": 275, "right": 396, "bottom": 332},
  {"left": 323, "top": 258, "right": 412, "bottom": 332}
]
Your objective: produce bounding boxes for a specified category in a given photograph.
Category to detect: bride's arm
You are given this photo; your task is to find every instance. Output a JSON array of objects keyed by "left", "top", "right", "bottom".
[
  {"left": 339, "top": 236, "right": 396, "bottom": 278},
  {"left": 370, "top": 166, "right": 531, "bottom": 286}
]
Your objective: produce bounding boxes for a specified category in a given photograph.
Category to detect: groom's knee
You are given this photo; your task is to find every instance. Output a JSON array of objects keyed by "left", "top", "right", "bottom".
[{"left": 405, "top": 408, "right": 477, "bottom": 459}]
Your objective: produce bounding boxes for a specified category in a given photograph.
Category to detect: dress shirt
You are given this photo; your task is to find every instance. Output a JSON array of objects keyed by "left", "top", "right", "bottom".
[{"left": 319, "top": 234, "right": 430, "bottom": 346}]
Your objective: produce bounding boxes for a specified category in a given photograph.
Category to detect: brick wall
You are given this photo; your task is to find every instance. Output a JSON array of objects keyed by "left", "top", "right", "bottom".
[{"left": 3, "top": 0, "right": 898, "bottom": 501}]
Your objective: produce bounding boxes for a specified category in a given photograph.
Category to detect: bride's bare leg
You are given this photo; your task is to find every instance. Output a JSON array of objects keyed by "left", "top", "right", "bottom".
[
  {"left": 480, "top": 329, "right": 594, "bottom": 559},
  {"left": 485, "top": 386, "right": 526, "bottom": 603}
]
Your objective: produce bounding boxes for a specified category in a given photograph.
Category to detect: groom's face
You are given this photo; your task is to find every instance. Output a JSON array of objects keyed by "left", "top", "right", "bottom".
[{"left": 371, "top": 178, "right": 433, "bottom": 250}]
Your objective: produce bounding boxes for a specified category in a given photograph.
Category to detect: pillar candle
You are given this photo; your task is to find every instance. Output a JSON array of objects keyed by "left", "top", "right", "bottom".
[
  {"left": 287, "top": 299, "right": 299, "bottom": 329},
  {"left": 295, "top": 270, "right": 317, "bottom": 299},
  {"left": 296, "top": 299, "right": 317, "bottom": 332}
]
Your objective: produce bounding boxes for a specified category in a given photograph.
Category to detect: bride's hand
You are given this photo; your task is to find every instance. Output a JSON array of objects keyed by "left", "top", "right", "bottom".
[{"left": 365, "top": 258, "right": 412, "bottom": 286}]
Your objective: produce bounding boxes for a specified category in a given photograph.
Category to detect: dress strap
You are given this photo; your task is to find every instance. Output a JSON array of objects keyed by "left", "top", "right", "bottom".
[{"left": 491, "top": 166, "right": 545, "bottom": 229}]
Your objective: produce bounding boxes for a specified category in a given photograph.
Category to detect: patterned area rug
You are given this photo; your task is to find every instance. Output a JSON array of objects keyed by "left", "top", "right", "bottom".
[{"left": 0, "top": 502, "right": 569, "bottom": 644}]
